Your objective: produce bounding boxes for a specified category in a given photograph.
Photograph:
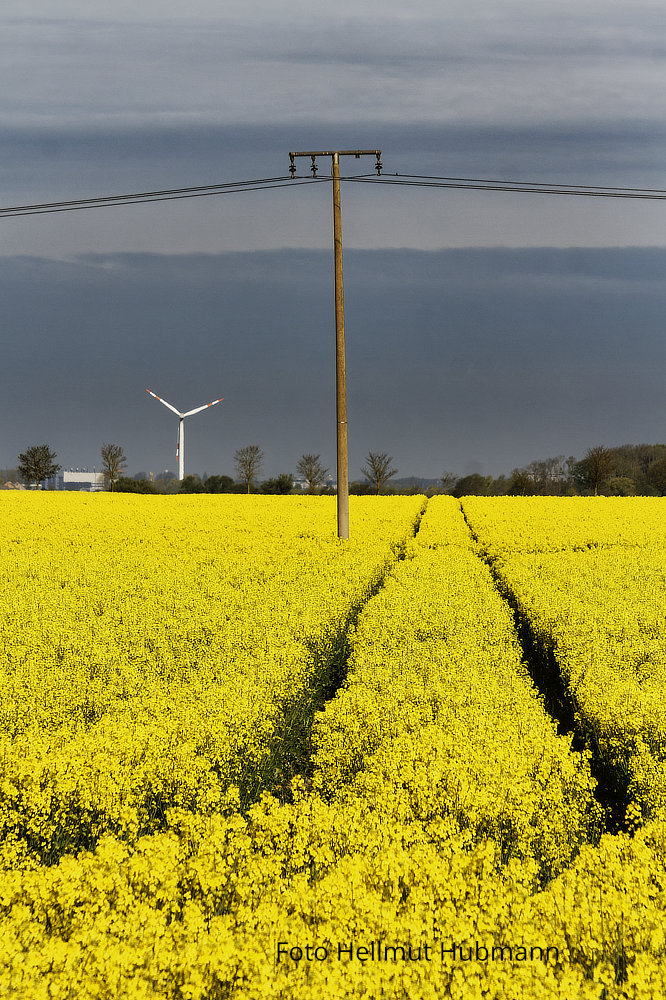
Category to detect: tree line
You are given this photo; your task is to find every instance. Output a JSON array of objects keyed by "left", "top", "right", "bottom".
[
  {"left": 444, "top": 444, "right": 666, "bottom": 498},
  {"left": 8, "top": 442, "right": 666, "bottom": 496},
  {"left": 118, "top": 448, "right": 397, "bottom": 495},
  {"left": 9, "top": 444, "right": 331, "bottom": 494}
]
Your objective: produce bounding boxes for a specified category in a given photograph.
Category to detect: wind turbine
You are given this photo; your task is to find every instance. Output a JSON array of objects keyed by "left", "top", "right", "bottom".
[{"left": 146, "top": 389, "right": 223, "bottom": 480}]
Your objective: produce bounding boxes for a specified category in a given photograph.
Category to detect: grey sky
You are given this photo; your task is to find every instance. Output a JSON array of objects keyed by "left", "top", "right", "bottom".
[
  {"left": 3, "top": 248, "right": 664, "bottom": 480},
  {"left": 3, "top": 1, "right": 665, "bottom": 129},
  {"left": 2, "top": 0, "right": 665, "bottom": 478}
]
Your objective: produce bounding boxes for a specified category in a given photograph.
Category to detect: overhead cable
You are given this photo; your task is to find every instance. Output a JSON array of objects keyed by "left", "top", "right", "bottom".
[
  {"left": 341, "top": 173, "right": 666, "bottom": 200},
  {"left": 3, "top": 169, "right": 666, "bottom": 219},
  {"left": 0, "top": 175, "right": 328, "bottom": 218}
]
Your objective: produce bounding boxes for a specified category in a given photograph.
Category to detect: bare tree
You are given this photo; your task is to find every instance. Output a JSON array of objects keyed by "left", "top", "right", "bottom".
[
  {"left": 101, "top": 443, "right": 127, "bottom": 492},
  {"left": 296, "top": 453, "right": 329, "bottom": 494},
  {"left": 440, "top": 470, "right": 457, "bottom": 493},
  {"left": 17, "top": 445, "right": 61, "bottom": 489},
  {"left": 234, "top": 445, "right": 264, "bottom": 493},
  {"left": 361, "top": 451, "right": 398, "bottom": 495},
  {"left": 575, "top": 445, "right": 614, "bottom": 496}
]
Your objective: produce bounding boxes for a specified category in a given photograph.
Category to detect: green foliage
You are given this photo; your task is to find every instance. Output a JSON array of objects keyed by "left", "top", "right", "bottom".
[
  {"left": 203, "top": 474, "right": 234, "bottom": 493},
  {"left": 509, "top": 469, "right": 532, "bottom": 495},
  {"left": 261, "top": 473, "right": 293, "bottom": 495},
  {"left": 574, "top": 445, "right": 615, "bottom": 495},
  {"left": 609, "top": 443, "right": 666, "bottom": 491},
  {"left": 647, "top": 457, "right": 666, "bottom": 496},
  {"left": 606, "top": 476, "right": 637, "bottom": 496},
  {"left": 17, "top": 445, "right": 61, "bottom": 488},
  {"left": 452, "top": 473, "right": 493, "bottom": 497},
  {"left": 501, "top": 447, "right": 666, "bottom": 498},
  {"left": 115, "top": 477, "right": 158, "bottom": 494},
  {"left": 178, "top": 474, "right": 204, "bottom": 494},
  {"left": 348, "top": 480, "right": 373, "bottom": 496}
]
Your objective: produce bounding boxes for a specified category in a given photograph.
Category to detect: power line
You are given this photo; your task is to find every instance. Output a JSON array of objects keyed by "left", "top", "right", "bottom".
[
  {"left": 3, "top": 168, "right": 666, "bottom": 220},
  {"left": 0, "top": 174, "right": 328, "bottom": 218},
  {"left": 4, "top": 175, "right": 291, "bottom": 211},
  {"left": 341, "top": 173, "right": 666, "bottom": 200},
  {"left": 381, "top": 172, "right": 666, "bottom": 194}
]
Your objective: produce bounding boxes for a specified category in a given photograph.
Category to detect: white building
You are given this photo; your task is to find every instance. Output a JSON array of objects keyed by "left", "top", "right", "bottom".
[{"left": 47, "top": 469, "right": 106, "bottom": 491}]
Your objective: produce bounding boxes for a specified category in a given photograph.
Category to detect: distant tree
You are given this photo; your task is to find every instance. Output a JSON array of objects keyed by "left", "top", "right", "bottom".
[
  {"left": 575, "top": 445, "right": 614, "bottom": 495},
  {"left": 179, "top": 474, "right": 204, "bottom": 493},
  {"left": 361, "top": 452, "right": 398, "bottom": 495},
  {"left": 451, "top": 473, "right": 493, "bottom": 498},
  {"left": 17, "top": 445, "right": 61, "bottom": 489},
  {"left": 606, "top": 476, "right": 636, "bottom": 496},
  {"left": 296, "top": 454, "right": 329, "bottom": 494},
  {"left": 348, "top": 480, "right": 373, "bottom": 496},
  {"left": 487, "top": 474, "right": 511, "bottom": 496},
  {"left": 564, "top": 456, "right": 578, "bottom": 490},
  {"left": 440, "top": 470, "right": 457, "bottom": 494},
  {"left": 524, "top": 455, "right": 568, "bottom": 494},
  {"left": 234, "top": 445, "right": 264, "bottom": 494},
  {"left": 204, "top": 474, "right": 235, "bottom": 493},
  {"left": 114, "top": 477, "right": 158, "bottom": 494},
  {"left": 100, "top": 443, "right": 127, "bottom": 491},
  {"left": 609, "top": 443, "right": 666, "bottom": 490},
  {"left": 261, "top": 473, "right": 293, "bottom": 495},
  {"left": 508, "top": 469, "right": 532, "bottom": 496},
  {"left": 647, "top": 457, "right": 666, "bottom": 496}
]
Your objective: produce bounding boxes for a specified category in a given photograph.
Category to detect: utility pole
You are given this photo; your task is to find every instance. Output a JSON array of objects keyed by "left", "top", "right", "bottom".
[{"left": 289, "top": 149, "right": 382, "bottom": 539}]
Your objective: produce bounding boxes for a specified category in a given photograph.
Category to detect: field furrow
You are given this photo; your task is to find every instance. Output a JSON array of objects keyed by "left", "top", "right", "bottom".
[
  {"left": 0, "top": 493, "right": 424, "bottom": 865},
  {"left": 311, "top": 495, "right": 601, "bottom": 886},
  {"left": 2, "top": 494, "right": 666, "bottom": 999},
  {"left": 462, "top": 496, "right": 666, "bottom": 824}
]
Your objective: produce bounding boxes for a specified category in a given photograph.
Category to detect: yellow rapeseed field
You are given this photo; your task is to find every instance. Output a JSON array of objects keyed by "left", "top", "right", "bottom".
[
  {"left": 1, "top": 493, "right": 666, "bottom": 999},
  {"left": 0, "top": 492, "right": 424, "bottom": 865},
  {"left": 463, "top": 496, "right": 666, "bottom": 821}
]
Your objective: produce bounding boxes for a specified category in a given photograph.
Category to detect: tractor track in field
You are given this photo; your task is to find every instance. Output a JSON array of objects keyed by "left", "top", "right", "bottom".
[
  {"left": 459, "top": 502, "right": 631, "bottom": 836},
  {"left": 274, "top": 495, "right": 632, "bottom": 836},
  {"left": 313, "top": 496, "right": 428, "bottom": 704},
  {"left": 271, "top": 498, "right": 428, "bottom": 802}
]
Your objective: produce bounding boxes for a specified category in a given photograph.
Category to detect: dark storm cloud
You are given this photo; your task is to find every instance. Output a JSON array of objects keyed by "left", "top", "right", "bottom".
[
  {"left": 3, "top": 247, "right": 665, "bottom": 480},
  {"left": 2, "top": 0, "right": 665, "bottom": 481},
  {"left": 3, "top": 0, "right": 666, "bottom": 255},
  {"left": 5, "top": 120, "right": 666, "bottom": 183},
  {"left": 3, "top": 120, "right": 666, "bottom": 258}
]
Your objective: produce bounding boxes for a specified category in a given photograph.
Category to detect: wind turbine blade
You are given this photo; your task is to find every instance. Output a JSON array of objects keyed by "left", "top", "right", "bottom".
[
  {"left": 176, "top": 424, "right": 180, "bottom": 458},
  {"left": 146, "top": 388, "right": 182, "bottom": 417},
  {"left": 183, "top": 397, "right": 224, "bottom": 418}
]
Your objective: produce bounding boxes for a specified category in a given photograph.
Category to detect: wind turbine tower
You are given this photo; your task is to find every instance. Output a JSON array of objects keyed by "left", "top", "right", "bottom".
[{"left": 146, "top": 389, "right": 224, "bottom": 480}]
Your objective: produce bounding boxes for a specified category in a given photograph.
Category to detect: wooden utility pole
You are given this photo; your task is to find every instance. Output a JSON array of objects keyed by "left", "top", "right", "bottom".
[{"left": 289, "top": 149, "right": 382, "bottom": 539}]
